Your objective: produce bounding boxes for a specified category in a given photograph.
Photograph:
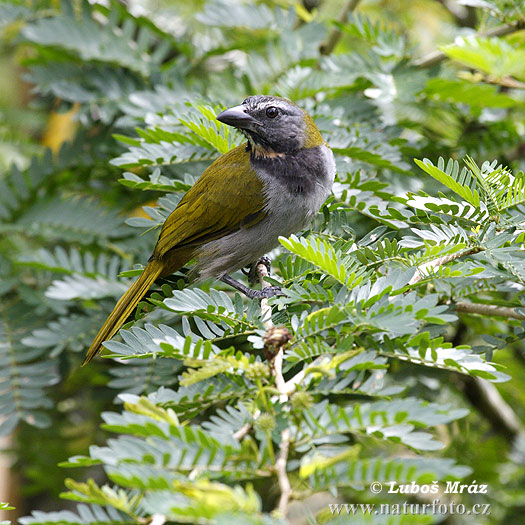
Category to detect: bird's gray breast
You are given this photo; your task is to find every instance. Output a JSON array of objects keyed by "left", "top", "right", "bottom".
[{"left": 254, "top": 144, "right": 335, "bottom": 235}]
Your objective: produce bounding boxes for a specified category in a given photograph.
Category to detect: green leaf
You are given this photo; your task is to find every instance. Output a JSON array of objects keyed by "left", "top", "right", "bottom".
[
  {"left": 414, "top": 157, "right": 480, "bottom": 207},
  {"left": 423, "top": 78, "right": 519, "bottom": 108},
  {"left": 441, "top": 36, "right": 525, "bottom": 82}
]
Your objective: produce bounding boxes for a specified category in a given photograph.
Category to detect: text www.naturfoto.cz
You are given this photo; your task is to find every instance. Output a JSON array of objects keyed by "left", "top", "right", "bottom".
[{"left": 329, "top": 500, "right": 491, "bottom": 516}]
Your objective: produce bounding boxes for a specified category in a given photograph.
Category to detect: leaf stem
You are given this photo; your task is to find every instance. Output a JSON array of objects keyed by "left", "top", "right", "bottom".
[{"left": 408, "top": 246, "right": 482, "bottom": 285}]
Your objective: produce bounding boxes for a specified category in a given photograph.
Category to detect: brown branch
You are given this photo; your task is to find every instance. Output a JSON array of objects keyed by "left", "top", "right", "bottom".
[
  {"left": 451, "top": 322, "right": 524, "bottom": 445},
  {"left": 258, "top": 262, "right": 292, "bottom": 401},
  {"left": 486, "top": 75, "right": 525, "bottom": 90},
  {"left": 319, "top": 0, "right": 361, "bottom": 55},
  {"left": 233, "top": 409, "right": 261, "bottom": 441},
  {"left": 275, "top": 428, "right": 292, "bottom": 516},
  {"left": 284, "top": 368, "right": 306, "bottom": 395},
  {"left": 256, "top": 264, "right": 293, "bottom": 516},
  {"left": 264, "top": 325, "right": 292, "bottom": 402},
  {"left": 413, "top": 22, "right": 525, "bottom": 68},
  {"left": 408, "top": 247, "right": 482, "bottom": 285},
  {"left": 273, "top": 347, "right": 288, "bottom": 402},
  {"left": 456, "top": 301, "right": 525, "bottom": 320},
  {"left": 232, "top": 423, "right": 252, "bottom": 441},
  {"left": 455, "top": 375, "right": 524, "bottom": 443}
]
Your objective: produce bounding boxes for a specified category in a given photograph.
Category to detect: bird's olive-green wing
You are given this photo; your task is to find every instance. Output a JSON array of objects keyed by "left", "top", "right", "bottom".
[{"left": 153, "top": 144, "right": 266, "bottom": 258}]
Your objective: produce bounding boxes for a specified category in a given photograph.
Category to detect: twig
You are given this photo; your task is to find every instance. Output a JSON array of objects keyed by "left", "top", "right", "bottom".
[
  {"left": 319, "top": 0, "right": 361, "bottom": 55},
  {"left": 257, "top": 263, "right": 291, "bottom": 400},
  {"left": 455, "top": 375, "right": 524, "bottom": 443},
  {"left": 273, "top": 347, "right": 288, "bottom": 403},
  {"left": 284, "top": 368, "right": 306, "bottom": 396},
  {"left": 233, "top": 265, "right": 287, "bottom": 442},
  {"left": 257, "top": 262, "right": 273, "bottom": 330},
  {"left": 451, "top": 322, "right": 524, "bottom": 446},
  {"left": 275, "top": 428, "right": 292, "bottom": 516},
  {"left": 486, "top": 75, "right": 525, "bottom": 90},
  {"left": 408, "top": 247, "right": 482, "bottom": 285},
  {"left": 264, "top": 325, "right": 292, "bottom": 402},
  {"left": 233, "top": 409, "right": 261, "bottom": 441},
  {"left": 257, "top": 264, "right": 293, "bottom": 517},
  {"left": 456, "top": 301, "right": 525, "bottom": 320},
  {"left": 413, "top": 22, "right": 525, "bottom": 68},
  {"left": 233, "top": 422, "right": 252, "bottom": 441}
]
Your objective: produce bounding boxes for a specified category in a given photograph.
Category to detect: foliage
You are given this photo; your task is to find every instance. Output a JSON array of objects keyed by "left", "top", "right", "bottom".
[{"left": 1, "top": 0, "right": 525, "bottom": 524}]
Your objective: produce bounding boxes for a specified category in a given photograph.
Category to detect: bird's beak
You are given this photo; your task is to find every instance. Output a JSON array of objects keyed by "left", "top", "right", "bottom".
[{"left": 216, "top": 105, "right": 257, "bottom": 131}]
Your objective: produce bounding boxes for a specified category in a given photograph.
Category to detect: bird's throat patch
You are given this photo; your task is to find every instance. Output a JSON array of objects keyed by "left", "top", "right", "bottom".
[{"left": 246, "top": 138, "right": 285, "bottom": 160}]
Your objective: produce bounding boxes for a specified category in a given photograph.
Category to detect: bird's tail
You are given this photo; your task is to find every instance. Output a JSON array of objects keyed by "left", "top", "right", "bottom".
[{"left": 82, "top": 259, "right": 164, "bottom": 366}]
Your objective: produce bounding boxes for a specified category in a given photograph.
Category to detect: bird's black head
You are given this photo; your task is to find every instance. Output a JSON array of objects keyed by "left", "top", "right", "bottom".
[{"left": 217, "top": 95, "right": 323, "bottom": 156}]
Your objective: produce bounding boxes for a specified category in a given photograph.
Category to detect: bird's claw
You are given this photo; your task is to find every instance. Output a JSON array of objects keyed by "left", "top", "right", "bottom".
[
  {"left": 247, "top": 256, "right": 272, "bottom": 285},
  {"left": 221, "top": 262, "right": 283, "bottom": 300},
  {"left": 245, "top": 285, "right": 284, "bottom": 299}
]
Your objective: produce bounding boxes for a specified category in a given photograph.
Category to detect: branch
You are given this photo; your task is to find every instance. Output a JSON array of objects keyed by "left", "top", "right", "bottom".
[
  {"left": 451, "top": 322, "right": 524, "bottom": 445},
  {"left": 272, "top": 346, "right": 288, "bottom": 402},
  {"left": 275, "top": 428, "right": 292, "bottom": 516},
  {"left": 413, "top": 22, "right": 525, "bottom": 68},
  {"left": 455, "top": 375, "right": 524, "bottom": 443},
  {"left": 434, "top": 0, "right": 477, "bottom": 28},
  {"left": 319, "top": 0, "right": 361, "bottom": 55},
  {"left": 408, "top": 246, "right": 482, "bottom": 285},
  {"left": 264, "top": 325, "right": 292, "bottom": 402},
  {"left": 284, "top": 368, "right": 306, "bottom": 395},
  {"left": 257, "top": 262, "right": 273, "bottom": 330},
  {"left": 456, "top": 301, "right": 525, "bottom": 320},
  {"left": 257, "top": 263, "right": 292, "bottom": 401},
  {"left": 233, "top": 409, "right": 261, "bottom": 441},
  {"left": 257, "top": 263, "right": 293, "bottom": 516},
  {"left": 486, "top": 74, "right": 525, "bottom": 90}
]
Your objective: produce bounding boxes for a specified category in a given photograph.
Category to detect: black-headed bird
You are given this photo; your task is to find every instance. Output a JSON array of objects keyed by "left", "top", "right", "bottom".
[{"left": 84, "top": 95, "right": 335, "bottom": 364}]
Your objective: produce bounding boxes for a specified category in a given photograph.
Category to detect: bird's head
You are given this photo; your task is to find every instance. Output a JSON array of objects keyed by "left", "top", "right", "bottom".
[{"left": 217, "top": 95, "right": 324, "bottom": 158}]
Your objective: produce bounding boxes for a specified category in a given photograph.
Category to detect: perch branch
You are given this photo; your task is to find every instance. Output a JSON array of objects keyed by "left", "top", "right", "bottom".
[
  {"left": 257, "top": 263, "right": 293, "bottom": 516},
  {"left": 257, "top": 262, "right": 274, "bottom": 330}
]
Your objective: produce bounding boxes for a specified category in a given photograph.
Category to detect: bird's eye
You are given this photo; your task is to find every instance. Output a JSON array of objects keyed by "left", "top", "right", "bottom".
[{"left": 265, "top": 106, "right": 279, "bottom": 118}]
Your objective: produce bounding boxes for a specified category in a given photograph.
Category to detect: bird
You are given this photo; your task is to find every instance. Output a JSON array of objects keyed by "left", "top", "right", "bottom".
[{"left": 83, "top": 95, "right": 335, "bottom": 365}]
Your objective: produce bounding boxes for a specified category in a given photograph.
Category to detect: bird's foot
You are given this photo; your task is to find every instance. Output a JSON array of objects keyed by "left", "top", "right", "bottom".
[
  {"left": 243, "top": 256, "right": 272, "bottom": 285},
  {"left": 220, "top": 274, "right": 284, "bottom": 299},
  {"left": 246, "top": 285, "right": 284, "bottom": 299}
]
